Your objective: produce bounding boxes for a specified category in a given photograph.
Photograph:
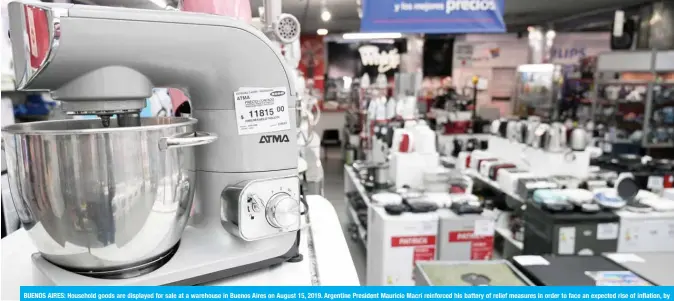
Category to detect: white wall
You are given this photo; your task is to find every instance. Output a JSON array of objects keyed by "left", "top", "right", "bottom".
[
  {"left": 452, "top": 32, "right": 613, "bottom": 118},
  {"left": 314, "top": 111, "right": 345, "bottom": 140}
]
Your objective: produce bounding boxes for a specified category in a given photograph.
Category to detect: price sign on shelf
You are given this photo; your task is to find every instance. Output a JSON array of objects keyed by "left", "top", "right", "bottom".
[{"left": 234, "top": 87, "right": 290, "bottom": 135}]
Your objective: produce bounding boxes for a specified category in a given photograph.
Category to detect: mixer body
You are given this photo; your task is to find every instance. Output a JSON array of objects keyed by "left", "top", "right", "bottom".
[{"left": 5, "top": 1, "right": 302, "bottom": 284}]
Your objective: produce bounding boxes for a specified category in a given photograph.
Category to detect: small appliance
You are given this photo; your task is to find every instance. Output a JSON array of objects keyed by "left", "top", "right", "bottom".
[
  {"left": 616, "top": 210, "right": 674, "bottom": 253},
  {"left": 569, "top": 127, "right": 589, "bottom": 151},
  {"left": 366, "top": 206, "right": 439, "bottom": 285},
  {"left": 496, "top": 169, "right": 534, "bottom": 196},
  {"left": 522, "top": 202, "right": 620, "bottom": 256},
  {"left": 532, "top": 189, "right": 575, "bottom": 212},
  {"left": 3, "top": 0, "right": 304, "bottom": 286},
  {"left": 371, "top": 192, "right": 403, "bottom": 207}
]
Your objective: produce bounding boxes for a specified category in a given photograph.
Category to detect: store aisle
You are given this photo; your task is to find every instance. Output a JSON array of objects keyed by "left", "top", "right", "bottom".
[{"left": 321, "top": 149, "right": 367, "bottom": 285}]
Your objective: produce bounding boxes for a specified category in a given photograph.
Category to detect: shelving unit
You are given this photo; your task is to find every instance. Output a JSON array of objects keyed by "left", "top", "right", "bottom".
[
  {"left": 591, "top": 50, "right": 674, "bottom": 149},
  {"left": 343, "top": 165, "right": 370, "bottom": 246}
]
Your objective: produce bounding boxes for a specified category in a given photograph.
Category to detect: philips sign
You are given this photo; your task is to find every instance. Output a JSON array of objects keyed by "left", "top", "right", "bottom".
[{"left": 361, "top": 0, "right": 505, "bottom": 34}]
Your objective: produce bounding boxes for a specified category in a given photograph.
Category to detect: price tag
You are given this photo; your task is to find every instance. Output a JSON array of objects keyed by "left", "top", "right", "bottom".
[
  {"left": 606, "top": 253, "right": 645, "bottom": 263},
  {"left": 514, "top": 255, "right": 550, "bottom": 266},
  {"left": 234, "top": 87, "right": 290, "bottom": 135},
  {"left": 647, "top": 176, "right": 664, "bottom": 190},
  {"left": 597, "top": 223, "right": 619, "bottom": 240},
  {"left": 473, "top": 219, "right": 495, "bottom": 236}
]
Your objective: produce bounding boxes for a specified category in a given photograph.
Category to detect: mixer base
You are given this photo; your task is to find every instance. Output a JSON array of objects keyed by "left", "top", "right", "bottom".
[
  {"left": 45, "top": 242, "right": 181, "bottom": 280},
  {"left": 30, "top": 226, "right": 302, "bottom": 286}
]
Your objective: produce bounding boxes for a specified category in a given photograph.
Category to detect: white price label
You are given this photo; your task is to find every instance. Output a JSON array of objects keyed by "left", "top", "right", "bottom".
[
  {"left": 234, "top": 87, "right": 290, "bottom": 135},
  {"left": 597, "top": 223, "right": 619, "bottom": 240},
  {"left": 514, "top": 255, "right": 550, "bottom": 266},
  {"left": 647, "top": 176, "right": 664, "bottom": 190},
  {"left": 606, "top": 253, "right": 645, "bottom": 263},
  {"left": 473, "top": 219, "right": 495, "bottom": 236}
]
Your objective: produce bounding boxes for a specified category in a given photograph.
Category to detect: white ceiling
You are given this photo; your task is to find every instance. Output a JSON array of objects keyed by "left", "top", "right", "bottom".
[{"left": 81, "top": 0, "right": 653, "bottom": 33}]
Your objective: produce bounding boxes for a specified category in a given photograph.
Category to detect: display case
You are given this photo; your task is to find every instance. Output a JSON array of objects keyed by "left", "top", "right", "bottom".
[
  {"left": 592, "top": 50, "right": 674, "bottom": 148},
  {"left": 512, "top": 64, "right": 564, "bottom": 120}
]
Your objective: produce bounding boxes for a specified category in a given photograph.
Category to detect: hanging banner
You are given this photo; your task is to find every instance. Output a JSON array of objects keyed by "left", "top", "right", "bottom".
[{"left": 361, "top": 0, "right": 506, "bottom": 34}]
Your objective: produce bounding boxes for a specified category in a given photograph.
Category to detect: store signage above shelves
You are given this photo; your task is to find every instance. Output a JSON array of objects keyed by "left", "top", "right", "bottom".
[
  {"left": 359, "top": 45, "right": 401, "bottom": 73},
  {"left": 361, "top": 0, "right": 505, "bottom": 34}
]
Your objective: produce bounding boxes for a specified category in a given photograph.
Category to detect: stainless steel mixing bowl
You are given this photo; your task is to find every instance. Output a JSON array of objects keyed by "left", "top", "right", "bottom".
[{"left": 1, "top": 117, "right": 216, "bottom": 276}]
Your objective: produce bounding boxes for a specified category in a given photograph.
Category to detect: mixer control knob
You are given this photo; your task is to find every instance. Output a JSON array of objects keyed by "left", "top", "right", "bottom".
[{"left": 266, "top": 193, "right": 300, "bottom": 229}]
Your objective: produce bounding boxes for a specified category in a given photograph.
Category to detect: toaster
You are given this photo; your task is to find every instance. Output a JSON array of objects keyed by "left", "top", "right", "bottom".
[
  {"left": 517, "top": 178, "right": 559, "bottom": 201},
  {"left": 479, "top": 159, "right": 504, "bottom": 178},
  {"left": 496, "top": 169, "right": 534, "bottom": 196},
  {"left": 468, "top": 150, "right": 495, "bottom": 170},
  {"left": 488, "top": 163, "right": 518, "bottom": 181},
  {"left": 457, "top": 151, "right": 472, "bottom": 171}
]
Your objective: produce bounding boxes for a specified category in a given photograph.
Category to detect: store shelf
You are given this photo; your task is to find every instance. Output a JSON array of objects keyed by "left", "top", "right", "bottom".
[
  {"left": 346, "top": 203, "right": 367, "bottom": 243},
  {"left": 495, "top": 227, "right": 523, "bottom": 251},
  {"left": 465, "top": 169, "right": 525, "bottom": 205},
  {"left": 344, "top": 165, "right": 370, "bottom": 206}
]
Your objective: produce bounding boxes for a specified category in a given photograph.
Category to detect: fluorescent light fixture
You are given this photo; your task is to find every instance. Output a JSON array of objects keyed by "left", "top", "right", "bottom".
[
  {"left": 321, "top": 10, "right": 332, "bottom": 22},
  {"left": 342, "top": 32, "right": 402, "bottom": 40},
  {"left": 317, "top": 29, "right": 329, "bottom": 36}
]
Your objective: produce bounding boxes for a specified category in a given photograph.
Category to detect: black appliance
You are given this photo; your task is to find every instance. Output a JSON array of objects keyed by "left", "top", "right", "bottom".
[
  {"left": 610, "top": 16, "right": 636, "bottom": 50},
  {"left": 522, "top": 202, "right": 620, "bottom": 256},
  {"left": 423, "top": 35, "right": 454, "bottom": 77},
  {"left": 512, "top": 255, "right": 653, "bottom": 286}
]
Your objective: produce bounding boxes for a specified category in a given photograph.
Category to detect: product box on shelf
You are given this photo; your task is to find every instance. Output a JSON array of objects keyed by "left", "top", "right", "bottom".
[
  {"left": 523, "top": 202, "right": 620, "bottom": 256},
  {"left": 616, "top": 210, "right": 674, "bottom": 253},
  {"left": 437, "top": 210, "right": 496, "bottom": 261},
  {"left": 389, "top": 152, "right": 440, "bottom": 190},
  {"left": 366, "top": 206, "right": 439, "bottom": 286},
  {"left": 496, "top": 169, "right": 534, "bottom": 196},
  {"left": 468, "top": 150, "right": 494, "bottom": 171},
  {"left": 457, "top": 151, "right": 472, "bottom": 171}
]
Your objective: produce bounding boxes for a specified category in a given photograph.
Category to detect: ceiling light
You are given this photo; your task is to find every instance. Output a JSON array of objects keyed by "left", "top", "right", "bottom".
[
  {"left": 321, "top": 10, "right": 332, "bottom": 22},
  {"left": 317, "top": 29, "right": 329, "bottom": 36},
  {"left": 342, "top": 32, "right": 402, "bottom": 40}
]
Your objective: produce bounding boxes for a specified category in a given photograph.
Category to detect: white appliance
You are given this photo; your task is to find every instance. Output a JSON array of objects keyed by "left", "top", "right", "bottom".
[
  {"left": 3, "top": 0, "right": 308, "bottom": 288},
  {"left": 389, "top": 152, "right": 440, "bottom": 190},
  {"left": 616, "top": 210, "right": 674, "bottom": 253},
  {"left": 366, "top": 206, "right": 439, "bottom": 285},
  {"left": 437, "top": 209, "right": 496, "bottom": 261}
]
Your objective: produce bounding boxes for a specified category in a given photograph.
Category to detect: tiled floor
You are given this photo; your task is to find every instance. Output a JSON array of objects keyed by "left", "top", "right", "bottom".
[{"left": 320, "top": 148, "right": 367, "bottom": 285}]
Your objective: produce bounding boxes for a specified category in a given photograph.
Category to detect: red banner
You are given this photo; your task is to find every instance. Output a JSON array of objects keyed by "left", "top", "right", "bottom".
[{"left": 391, "top": 235, "right": 436, "bottom": 247}]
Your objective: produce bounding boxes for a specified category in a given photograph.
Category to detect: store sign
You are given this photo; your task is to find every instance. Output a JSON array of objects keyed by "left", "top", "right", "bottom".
[
  {"left": 551, "top": 47, "right": 587, "bottom": 60},
  {"left": 359, "top": 45, "right": 401, "bottom": 73},
  {"left": 361, "top": 0, "right": 506, "bottom": 34}
]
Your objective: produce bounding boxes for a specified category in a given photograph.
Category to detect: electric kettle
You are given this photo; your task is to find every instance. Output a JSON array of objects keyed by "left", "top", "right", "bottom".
[
  {"left": 532, "top": 123, "right": 551, "bottom": 149},
  {"left": 525, "top": 118, "right": 541, "bottom": 145},
  {"left": 516, "top": 120, "right": 529, "bottom": 143},
  {"left": 569, "top": 127, "right": 589, "bottom": 151},
  {"left": 506, "top": 120, "right": 520, "bottom": 141},
  {"left": 548, "top": 123, "right": 567, "bottom": 152},
  {"left": 391, "top": 123, "right": 416, "bottom": 153},
  {"left": 490, "top": 119, "right": 503, "bottom": 135}
]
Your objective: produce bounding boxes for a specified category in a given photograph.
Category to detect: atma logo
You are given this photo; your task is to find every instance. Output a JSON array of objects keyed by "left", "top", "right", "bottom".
[
  {"left": 259, "top": 134, "right": 290, "bottom": 144},
  {"left": 446, "top": 0, "right": 497, "bottom": 14}
]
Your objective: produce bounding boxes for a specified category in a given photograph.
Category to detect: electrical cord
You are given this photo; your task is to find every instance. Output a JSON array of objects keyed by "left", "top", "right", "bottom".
[{"left": 300, "top": 173, "right": 309, "bottom": 215}]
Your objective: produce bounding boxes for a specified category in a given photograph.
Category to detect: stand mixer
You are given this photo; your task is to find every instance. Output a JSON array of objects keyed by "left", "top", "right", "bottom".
[{"left": 4, "top": 1, "right": 303, "bottom": 285}]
